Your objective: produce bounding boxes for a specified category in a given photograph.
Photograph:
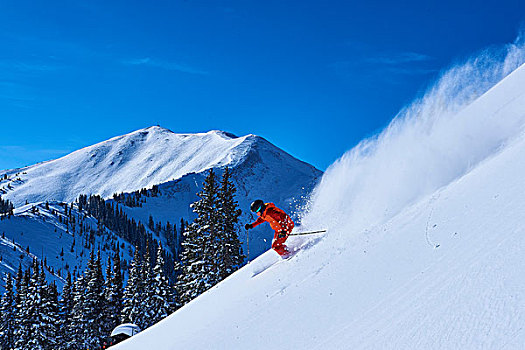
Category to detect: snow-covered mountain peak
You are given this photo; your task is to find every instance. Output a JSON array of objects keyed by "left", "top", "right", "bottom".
[{"left": 1, "top": 127, "right": 319, "bottom": 208}]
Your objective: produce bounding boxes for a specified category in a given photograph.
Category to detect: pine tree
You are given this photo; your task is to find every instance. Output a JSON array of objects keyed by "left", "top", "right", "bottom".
[
  {"left": 0, "top": 195, "right": 14, "bottom": 215},
  {"left": 165, "top": 221, "right": 177, "bottom": 256},
  {"left": 81, "top": 250, "right": 106, "bottom": 348},
  {"left": 137, "top": 241, "right": 153, "bottom": 328},
  {"left": 121, "top": 246, "right": 144, "bottom": 326},
  {"left": 103, "top": 251, "right": 122, "bottom": 336},
  {"left": 40, "top": 280, "right": 60, "bottom": 349},
  {"left": 58, "top": 271, "right": 74, "bottom": 349},
  {"left": 173, "top": 258, "right": 183, "bottom": 309},
  {"left": 69, "top": 272, "right": 87, "bottom": 349},
  {"left": 102, "top": 256, "right": 114, "bottom": 335},
  {"left": 13, "top": 266, "right": 30, "bottom": 348},
  {"left": 176, "top": 169, "right": 220, "bottom": 305},
  {"left": 0, "top": 273, "right": 15, "bottom": 349},
  {"left": 178, "top": 218, "right": 186, "bottom": 258},
  {"left": 112, "top": 246, "right": 123, "bottom": 313},
  {"left": 148, "top": 215, "right": 155, "bottom": 231},
  {"left": 15, "top": 263, "right": 23, "bottom": 304},
  {"left": 16, "top": 260, "right": 46, "bottom": 350},
  {"left": 217, "top": 167, "right": 245, "bottom": 280},
  {"left": 147, "top": 242, "right": 174, "bottom": 326}
]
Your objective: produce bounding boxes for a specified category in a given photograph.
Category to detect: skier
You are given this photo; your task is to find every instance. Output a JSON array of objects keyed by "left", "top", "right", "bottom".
[{"left": 245, "top": 199, "right": 295, "bottom": 257}]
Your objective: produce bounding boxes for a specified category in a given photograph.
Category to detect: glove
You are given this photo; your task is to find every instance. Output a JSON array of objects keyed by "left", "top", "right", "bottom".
[
  {"left": 277, "top": 231, "right": 287, "bottom": 239},
  {"left": 245, "top": 223, "right": 253, "bottom": 230}
]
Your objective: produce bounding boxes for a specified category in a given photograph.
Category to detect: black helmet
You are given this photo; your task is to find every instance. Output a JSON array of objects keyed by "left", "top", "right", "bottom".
[{"left": 250, "top": 199, "right": 265, "bottom": 213}]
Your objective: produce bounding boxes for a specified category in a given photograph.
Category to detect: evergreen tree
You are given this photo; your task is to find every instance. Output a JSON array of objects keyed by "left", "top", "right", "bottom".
[
  {"left": 0, "top": 273, "right": 15, "bottom": 349},
  {"left": 173, "top": 258, "right": 183, "bottom": 309},
  {"left": 15, "top": 263, "right": 23, "bottom": 304},
  {"left": 15, "top": 260, "right": 46, "bottom": 350},
  {"left": 178, "top": 218, "right": 186, "bottom": 258},
  {"left": 121, "top": 246, "right": 144, "bottom": 326},
  {"left": 69, "top": 272, "right": 87, "bottom": 349},
  {"left": 102, "top": 256, "right": 114, "bottom": 335},
  {"left": 0, "top": 195, "right": 14, "bottom": 215},
  {"left": 103, "top": 251, "right": 122, "bottom": 336},
  {"left": 148, "top": 215, "right": 155, "bottom": 231},
  {"left": 137, "top": 241, "right": 153, "bottom": 328},
  {"left": 14, "top": 266, "right": 30, "bottom": 347},
  {"left": 81, "top": 250, "right": 106, "bottom": 348},
  {"left": 165, "top": 221, "right": 177, "bottom": 256},
  {"left": 176, "top": 169, "right": 220, "bottom": 305},
  {"left": 147, "top": 242, "right": 174, "bottom": 326},
  {"left": 58, "top": 271, "right": 74, "bottom": 349},
  {"left": 217, "top": 167, "right": 245, "bottom": 280},
  {"left": 112, "top": 246, "right": 123, "bottom": 313},
  {"left": 40, "top": 280, "right": 60, "bottom": 349}
]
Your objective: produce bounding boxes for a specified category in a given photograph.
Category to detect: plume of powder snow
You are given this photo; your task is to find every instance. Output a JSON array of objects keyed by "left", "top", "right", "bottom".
[{"left": 300, "top": 34, "right": 525, "bottom": 238}]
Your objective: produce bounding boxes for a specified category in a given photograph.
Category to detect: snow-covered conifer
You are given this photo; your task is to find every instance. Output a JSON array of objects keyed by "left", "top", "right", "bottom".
[
  {"left": 69, "top": 272, "right": 87, "bottom": 348},
  {"left": 147, "top": 242, "right": 174, "bottom": 326},
  {"left": 103, "top": 252, "right": 122, "bottom": 335},
  {"left": 112, "top": 246, "right": 123, "bottom": 311},
  {"left": 217, "top": 167, "right": 245, "bottom": 280},
  {"left": 40, "top": 281, "right": 60, "bottom": 349},
  {"left": 57, "top": 271, "right": 74, "bottom": 349},
  {"left": 81, "top": 250, "right": 106, "bottom": 348},
  {"left": 14, "top": 263, "right": 23, "bottom": 304},
  {"left": 0, "top": 273, "right": 15, "bottom": 349},
  {"left": 121, "top": 246, "right": 144, "bottom": 326},
  {"left": 13, "top": 266, "right": 30, "bottom": 347},
  {"left": 15, "top": 260, "right": 46, "bottom": 350},
  {"left": 176, "top": 169, "right": 220, "bottom": 305}
]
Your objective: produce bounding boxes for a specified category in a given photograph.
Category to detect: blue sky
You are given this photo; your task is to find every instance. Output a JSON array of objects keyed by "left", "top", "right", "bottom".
[{"left": 1, "top": 0, "right": 524, "bottom": 171}]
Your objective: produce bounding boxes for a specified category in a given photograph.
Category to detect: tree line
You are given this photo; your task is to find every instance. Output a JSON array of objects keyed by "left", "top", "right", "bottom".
[
  {"left": 0, "top": 167, "right": 246, "bottom": 349},
  {"left": 0, "top": 243, "right": 173, "bottom": 350},
  {"left": 0, "top": 195, "right": 14, "bottom": 216},
  {"left": 76, "top": 193, "right": 176, "bottom": 279}
]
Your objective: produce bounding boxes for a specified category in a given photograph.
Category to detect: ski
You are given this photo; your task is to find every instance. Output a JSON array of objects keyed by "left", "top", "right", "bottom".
[
  {"left": 251, "top": 249, "right": 299, "bottom": 277},
  {"left": 289, "top": 229, "right": 327, "bottom": 236}
]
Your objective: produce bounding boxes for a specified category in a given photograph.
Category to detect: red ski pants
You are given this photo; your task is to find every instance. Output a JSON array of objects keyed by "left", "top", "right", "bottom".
[{"left": 272, "top": 228, "right": 293, "bottom": 256}]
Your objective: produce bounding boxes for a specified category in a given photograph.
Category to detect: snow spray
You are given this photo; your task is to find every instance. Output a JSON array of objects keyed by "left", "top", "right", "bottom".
[{"left": 300, "top": 33, "right": 525, "bottom": 239}]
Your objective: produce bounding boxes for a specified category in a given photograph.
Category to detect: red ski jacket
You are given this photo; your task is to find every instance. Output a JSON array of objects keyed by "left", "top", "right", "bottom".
[{"left": 251, "top": 203, "right": 294, "bottom": 233}]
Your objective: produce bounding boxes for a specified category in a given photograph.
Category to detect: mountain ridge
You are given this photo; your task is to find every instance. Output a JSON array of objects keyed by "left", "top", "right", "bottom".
[{"left": 1, "top": 127, "right": 321, "bottom": 208}]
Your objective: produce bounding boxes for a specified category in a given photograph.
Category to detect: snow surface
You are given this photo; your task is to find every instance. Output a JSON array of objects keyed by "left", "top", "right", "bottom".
[{"left": 115, "top": 51, "right": 525, "bottom": 348}]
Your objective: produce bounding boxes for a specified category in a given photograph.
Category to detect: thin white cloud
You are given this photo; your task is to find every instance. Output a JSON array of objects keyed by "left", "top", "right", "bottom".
[
  {"left": 330, "top": 45, "right": 437, "bottom": 83},
  {"left": 366, "top": 52, "right": 434, "bottom": 65},
  {"left": 123, "top": 57, "right": 208, "bottom": 75},
  {"left": 336, "top": 40, "right": 437, "bottom": 79},
  {"left": 0, "top": 59, "right": 63, "bottom": 72}
]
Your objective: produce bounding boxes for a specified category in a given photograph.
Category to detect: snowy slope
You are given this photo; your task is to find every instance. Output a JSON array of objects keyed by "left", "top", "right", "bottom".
[
  {"left": 0, "top": 202, "right": 134, "bottom": 293},
  {"left": 114, "top": 61, "right": 525, "bottom": 348}
]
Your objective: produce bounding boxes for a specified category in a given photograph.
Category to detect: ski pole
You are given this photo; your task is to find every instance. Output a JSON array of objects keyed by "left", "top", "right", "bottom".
[
  {"left": 247, "top": 229, "right": 250, "bottom": 263},
  {"left": 289, "top": 230, "right": 327, "bottom": 236}
]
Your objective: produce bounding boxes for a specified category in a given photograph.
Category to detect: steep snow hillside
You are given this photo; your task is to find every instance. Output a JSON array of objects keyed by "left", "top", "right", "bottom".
[
  {"left": 1, "top": 127, "right": 321, "bottom": 257},
  {"left": 115, "top": 62, "right": 525, "bottom": 348},
  {"left": 0, "top": 202, "right": 134, "bottom": 293}
]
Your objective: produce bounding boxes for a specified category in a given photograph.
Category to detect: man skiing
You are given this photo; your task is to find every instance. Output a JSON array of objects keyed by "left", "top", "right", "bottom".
[{"left": 245, "top": 199, "right": 295, "bottom": 257}]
